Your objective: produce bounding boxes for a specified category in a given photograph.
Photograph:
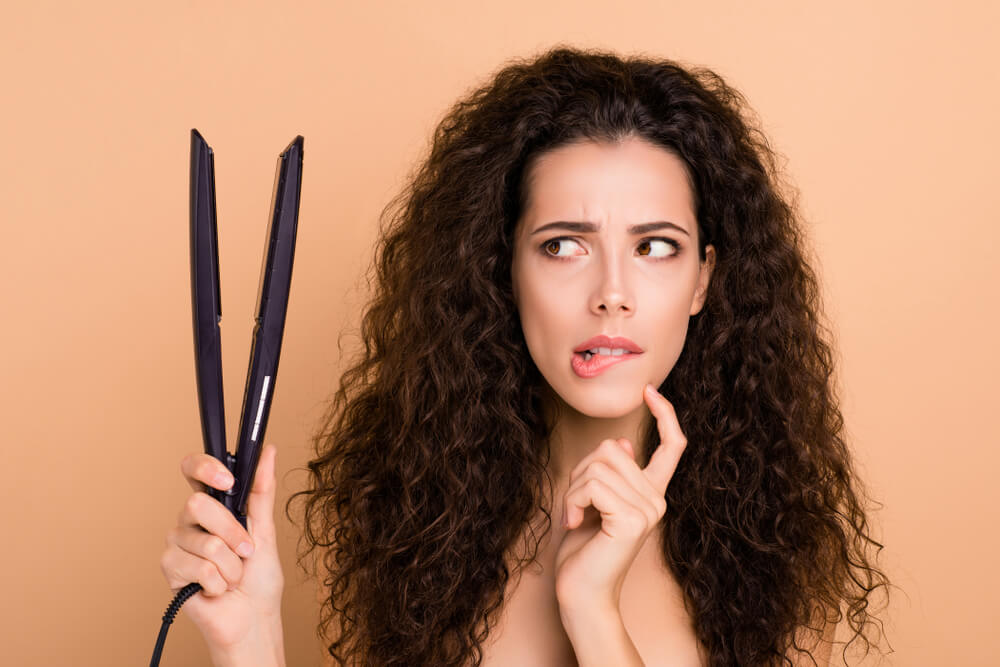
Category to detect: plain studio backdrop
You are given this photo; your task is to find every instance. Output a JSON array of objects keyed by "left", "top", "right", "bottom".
[{"left": 1, "top": 1, "right": 996, "bottom": 665}]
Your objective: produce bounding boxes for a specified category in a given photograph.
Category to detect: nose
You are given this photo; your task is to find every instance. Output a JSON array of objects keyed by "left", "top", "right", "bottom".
[{"left": 589, "top": 252, "right": 633, "bottom": 316}]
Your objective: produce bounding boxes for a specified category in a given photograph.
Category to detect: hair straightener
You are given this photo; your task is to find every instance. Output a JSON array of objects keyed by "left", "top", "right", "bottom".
[{"left": 149, "top": 129, "right": 304, "bottom": 667}]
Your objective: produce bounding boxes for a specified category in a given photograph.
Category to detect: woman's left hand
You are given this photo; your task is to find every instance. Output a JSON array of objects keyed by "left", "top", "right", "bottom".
[{"left": 554, "top": 384, "right": 687, "bottom": 614}]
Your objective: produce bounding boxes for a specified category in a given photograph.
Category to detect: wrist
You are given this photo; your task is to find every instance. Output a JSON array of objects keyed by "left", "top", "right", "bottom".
[
  {"left": 559, "top": 599, "right": 620, "bottom": 639},
  {"left": 558, "top": 605, "right": 643, "bottom": 667},
  {"left": 209, "top": 614, "right": 286, "bottom": 667}
]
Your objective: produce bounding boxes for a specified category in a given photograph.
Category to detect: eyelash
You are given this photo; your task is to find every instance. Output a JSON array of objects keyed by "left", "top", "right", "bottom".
[{"left": 538, "top": 236, "right": 682, "bottom": 261}]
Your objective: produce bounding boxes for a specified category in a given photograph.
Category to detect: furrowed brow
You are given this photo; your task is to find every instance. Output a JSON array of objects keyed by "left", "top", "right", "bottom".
[{"left": 530, "top": 221, "right": 690, "bottom": 236}]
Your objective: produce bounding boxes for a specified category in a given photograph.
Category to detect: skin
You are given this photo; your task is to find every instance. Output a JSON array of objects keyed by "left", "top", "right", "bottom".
[{"left": 511, "top": 135, "right": 716, "bottom": 484}]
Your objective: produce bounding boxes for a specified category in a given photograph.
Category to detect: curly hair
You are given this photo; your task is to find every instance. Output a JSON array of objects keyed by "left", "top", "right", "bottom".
[{"left": 287, "top": 45, "right": 890, "bottom": 666}]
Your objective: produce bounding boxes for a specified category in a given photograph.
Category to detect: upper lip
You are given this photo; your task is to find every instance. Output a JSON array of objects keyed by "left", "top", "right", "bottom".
[{"left": 573, "top": 335, "right": 644, "bottom": 354}]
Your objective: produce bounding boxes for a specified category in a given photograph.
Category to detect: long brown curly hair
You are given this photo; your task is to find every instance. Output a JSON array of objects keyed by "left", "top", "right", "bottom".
[{"left": 287, "top": 45, "right": 890, "bottom": 666}]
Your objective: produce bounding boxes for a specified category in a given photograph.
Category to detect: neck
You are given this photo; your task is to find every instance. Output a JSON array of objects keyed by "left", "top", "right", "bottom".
[{"left": 542, "top": 387, "right": 654, "bottom": 484}]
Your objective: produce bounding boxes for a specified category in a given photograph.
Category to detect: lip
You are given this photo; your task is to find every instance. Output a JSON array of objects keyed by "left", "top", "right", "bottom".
[
  {"left": 571, "top": 350, "right": 640, "bottom": 378},
  {"left": 573, "top": 335, "right": 644, "bottom": 354},
  {"left": 571, "top": 334, "right": 644, "bottom": 378}
]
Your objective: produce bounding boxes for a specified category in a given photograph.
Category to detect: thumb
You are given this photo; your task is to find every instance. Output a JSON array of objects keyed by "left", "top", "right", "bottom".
[{"left": 245, "top": 444, "right": 278, "bottom": 545}]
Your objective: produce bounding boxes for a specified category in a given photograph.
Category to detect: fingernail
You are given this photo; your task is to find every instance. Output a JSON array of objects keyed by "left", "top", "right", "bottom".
[
  {"left": 214, "top": 471, "right": 234, "bottom": 489},
  {"left": 236, "top": 541, "right": 254, "bottom": 557}
]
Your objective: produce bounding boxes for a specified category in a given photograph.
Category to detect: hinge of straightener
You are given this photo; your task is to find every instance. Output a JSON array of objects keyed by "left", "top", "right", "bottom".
[{"left": 224, "top": 452, "right": 238, "bottom": 496}]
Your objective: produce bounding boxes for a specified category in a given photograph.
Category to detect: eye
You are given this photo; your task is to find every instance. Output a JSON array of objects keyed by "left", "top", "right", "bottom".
[
  {"left": 540, "top": 237, "right": 584, "bottom": 260},
  {"left": 637, "top": 237, "right": 681, "bottom": 259},
  {"left": 538, "top": 236, "right": 682, "bottom": 261}
]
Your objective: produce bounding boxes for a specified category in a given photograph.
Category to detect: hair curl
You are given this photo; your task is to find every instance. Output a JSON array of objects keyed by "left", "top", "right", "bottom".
[{"left": 287, "top": 45, "right": 890, "bottom": 666}]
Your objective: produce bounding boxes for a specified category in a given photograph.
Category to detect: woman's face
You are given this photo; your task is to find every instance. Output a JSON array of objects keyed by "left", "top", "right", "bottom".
[{"left": 511, "top": 136, "right": 715, "bottom": 419}]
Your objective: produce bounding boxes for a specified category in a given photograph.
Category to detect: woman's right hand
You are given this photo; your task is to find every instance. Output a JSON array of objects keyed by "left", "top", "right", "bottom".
[{"left": 159, "top": 444, "right": 285, "bottom": 660}]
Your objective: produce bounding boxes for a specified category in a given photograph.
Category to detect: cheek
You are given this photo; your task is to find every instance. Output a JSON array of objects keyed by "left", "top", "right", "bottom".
[
  {"left": 513, "top": 273, "right": 578, "bottom": 376},
  {"left": 518, "top": 281, "right": 573, "bottom": 351},
  {"left": 645, "top": 289, "right": 697, "bottom": 366}
]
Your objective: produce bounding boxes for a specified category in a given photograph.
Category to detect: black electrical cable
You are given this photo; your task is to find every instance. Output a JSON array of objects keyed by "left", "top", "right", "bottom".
[{"left": 150, "top": 583, "right": 202, "bottom": 667}]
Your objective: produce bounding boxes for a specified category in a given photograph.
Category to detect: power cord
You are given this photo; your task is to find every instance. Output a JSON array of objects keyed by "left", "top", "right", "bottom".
[{"left": 149, "top": 583, "right": 202, "bottom": 666}]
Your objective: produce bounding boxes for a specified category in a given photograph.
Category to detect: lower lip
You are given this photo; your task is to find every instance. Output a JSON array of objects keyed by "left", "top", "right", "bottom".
[{"left": 571, "top": 351, "right": 641, "bottom": 378}]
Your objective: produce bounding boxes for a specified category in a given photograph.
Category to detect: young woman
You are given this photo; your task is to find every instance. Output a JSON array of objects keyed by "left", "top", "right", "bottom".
[{"left": 161, "top": 46, "right": 890, "bottom": 666}]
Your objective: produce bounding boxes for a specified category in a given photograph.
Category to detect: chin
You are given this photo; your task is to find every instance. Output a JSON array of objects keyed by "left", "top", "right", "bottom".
[
  {"left": 552, "top": 382, "right": 646, "bottom": 420},
  {"left": 576, "top": 401, "right": 643, "bottom": 419}
]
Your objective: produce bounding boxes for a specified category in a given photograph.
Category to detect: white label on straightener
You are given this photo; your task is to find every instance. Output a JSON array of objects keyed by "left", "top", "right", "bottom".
[{"left": 250, "top": 375, "right": 272, "bottom": 442}]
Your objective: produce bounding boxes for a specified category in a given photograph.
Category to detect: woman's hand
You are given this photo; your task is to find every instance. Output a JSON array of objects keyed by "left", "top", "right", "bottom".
[
  {"left": 554, "top": 384, "right": 687, "bottom": 614},
  {"left": 159, "top": 444, "right": 285, "bottom": 661}
]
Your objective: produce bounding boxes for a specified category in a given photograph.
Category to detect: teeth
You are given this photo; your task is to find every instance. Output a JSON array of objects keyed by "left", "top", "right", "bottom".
[{"left": 580, "top": 347, "right": 633, "bottom": 361}]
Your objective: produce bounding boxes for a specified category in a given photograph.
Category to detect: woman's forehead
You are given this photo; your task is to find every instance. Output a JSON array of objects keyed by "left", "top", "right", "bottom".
[{"left": 517, "top": 138, "right": 697, "bottom": 238}]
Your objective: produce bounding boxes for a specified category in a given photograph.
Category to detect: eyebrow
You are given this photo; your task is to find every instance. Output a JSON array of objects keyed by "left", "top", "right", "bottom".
[{"left": 529, "top": 220, "right": 690, "bottom": 237}]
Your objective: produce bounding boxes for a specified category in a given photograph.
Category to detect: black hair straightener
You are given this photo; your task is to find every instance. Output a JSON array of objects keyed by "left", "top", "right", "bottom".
[{"left": 149, "top": 129, "right": 304, "bottom": 667}]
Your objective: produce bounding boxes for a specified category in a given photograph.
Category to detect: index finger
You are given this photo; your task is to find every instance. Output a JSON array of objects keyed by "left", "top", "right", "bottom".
[
  {"left": 181, "top": 453, "right": 235, "bottom": 494},
  {"left": 642, "top": 385, "right": 688, "bottom": 491}
]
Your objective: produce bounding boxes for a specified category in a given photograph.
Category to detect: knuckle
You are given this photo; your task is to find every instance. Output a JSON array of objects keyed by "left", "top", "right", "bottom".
[
  {"left": 160, "top": 557, "right": 182, "bottom": 589},
  {"left": 184, "top": 493, "right": 203, "bottom": 515},
  {"left": 624, "top": 511, "right": 646, "bottom": 533},
  {"left": 569, "top": 464, "right": 582, "bottom": 483},
  {"left": 644, "top": 503, "right": 660, "bottom": 525},
  {"left": 192, "top": 491, "right": 215, "bottom": 514},
  {"left": 198, "top": 562, "right": 223, "bottom": 593},
  {"left": 204, "top": 534, "right": 227, "bottom": 558},
  {"left": 199, "top": 560, "right": 216, "bottom": 581},
  {"left": 162, "top": 567, "right": 181, "bottom": 589},
  {"left": 590, "top": 461, "right": 613, "bottom": 478},
  {"left": 176, "top": 501, "right": 195, "bottom": 526},
  {"left": 183, "top": 454, "right": 204, "bottom": 476}
]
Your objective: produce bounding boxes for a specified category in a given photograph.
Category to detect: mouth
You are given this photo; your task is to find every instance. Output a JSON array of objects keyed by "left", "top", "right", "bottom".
[
  {"left": 573, "top": 334, "right": 644, "bottom": 355},
  {"left": 575, "top": 347, "right": 639, "bottom": 362},
  {"left": 571, "top": 347, "right": 643, "bottom": 378},
  {"left": 571, "top": 335, "right": 644, "bottom": 378}
]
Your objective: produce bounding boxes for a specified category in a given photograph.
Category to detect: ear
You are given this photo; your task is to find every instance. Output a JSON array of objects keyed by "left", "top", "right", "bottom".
[{"left": 689, "top": 245, "right": 716, "bottom": 316}]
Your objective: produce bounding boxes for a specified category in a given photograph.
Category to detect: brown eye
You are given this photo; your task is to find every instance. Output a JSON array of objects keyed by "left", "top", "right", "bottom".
[
  {"left": 540, "top": 238, "right": 582, "bottom": 259},
  {"left": 638, "top": 238, "right": 680, "bottom": 258}
]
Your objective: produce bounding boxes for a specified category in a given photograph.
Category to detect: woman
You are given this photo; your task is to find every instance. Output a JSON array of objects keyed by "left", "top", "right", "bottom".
[{"left": 161, "top": 46, "right": 890, "bottom": 666}]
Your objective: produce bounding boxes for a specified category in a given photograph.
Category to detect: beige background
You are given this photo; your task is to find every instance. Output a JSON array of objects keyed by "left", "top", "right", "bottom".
[{"left": 2, "top": 1, "right": 997, "bottom": 665}]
